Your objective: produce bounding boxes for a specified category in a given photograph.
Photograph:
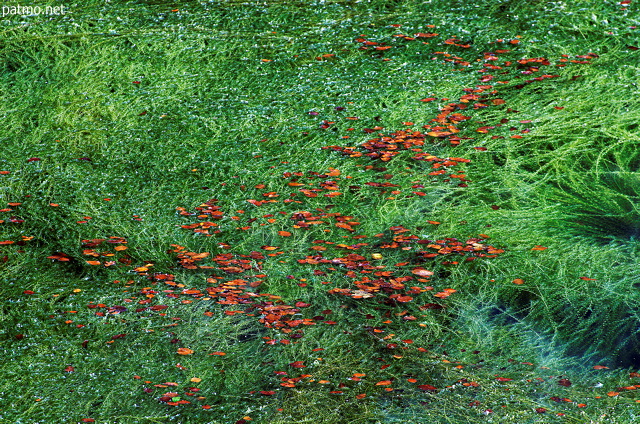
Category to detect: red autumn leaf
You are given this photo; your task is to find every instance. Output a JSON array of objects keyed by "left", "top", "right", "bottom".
[
  {"left": 47, "top": 252, "right": 71, "bottom": 261},
  {"left": 278, "top": 231, "right": 292, "bottom": 237},
  {"left": 395, "top": 295, "right": 413, "bottom": 303},
  {"left": 259, "top": 391, "right": 276, "bottom": 395},
  {"left": 335, "top": 222, "right": 354, "bottom": 232},
  {"left": 80, "top": 420, "right": 96, "bottom": 423},
  {"left": 420, "top": 97, "right": 437, "bottom": 102},
  {"left": 417, "top": 384, "right": 438, "bottom": 391},
  {"left": 64, "top": 366, "right": 74, "bottom": 372},
  {"left": 593, "top": 365, "right": 609, "bottom": 370},
  {"left": 150, "top": 305, "right": 169, "bottom": 311},
  {"left": 158, "top": 392, "right": 180, "bottom": 402},
  {"left": 289, "top": 361, "right": 305, "bottom": 368},
  {"left": 531, "top": 245, "right": 547, "bottom": 251},
  {"left": 579, "top": 276, "right": 597, "bottom": 281},
  {"left": 411, "top": 268, "right": 433, "bottom": 277},
  {"left": 376, "top": 380, "right": 392, "bottom": 386},
  {"left": 558, "top": 378, "right": 572, "bottom": 387},
  {"left": 495, "top": 377, "right": 512, "bottom": 381},
  {"left": 27, "top": 157, "right": 41, "bottom": 162}
]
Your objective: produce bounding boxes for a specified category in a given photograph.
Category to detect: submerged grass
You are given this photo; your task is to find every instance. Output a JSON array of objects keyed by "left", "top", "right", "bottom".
[{"left": 1, "top": 0, "right": 640, "bottom": 422}]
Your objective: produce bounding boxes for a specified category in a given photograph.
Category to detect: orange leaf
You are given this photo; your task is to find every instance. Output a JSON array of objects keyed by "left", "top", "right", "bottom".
[
  {"left": 114, "top": 245, "right": 128, "bottom": 251},
  {"left": 278, "top": 231, "right": 292, "bottom": 237},
  {"left": 395, "top": 295, "right": 413, "bottom": 303},
  {"left": 335, "top": 222, "right": 354, "bottom": 232},
  {"left": 177, "top": 348, "right": 194, "bottom": 355},
  {"left": 375, "top": 380, "right": 392, "bottom": 386},
  {"left": 512, "top": 278, "right": 524, "bottom": 285},
  {"left": 86, "top": 260, "right": 101, "bottom": 266},
  {"left": 412, "top": 268, "right": 433, "bottom": 277},
  {"left": 531, "top": 245, "right": 548, "bottom": 251}
]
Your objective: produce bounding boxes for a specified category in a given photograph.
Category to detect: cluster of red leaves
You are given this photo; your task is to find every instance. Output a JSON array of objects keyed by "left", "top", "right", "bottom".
[
  {"left": 348, "top": 29, "right": 599, "bottom": 149},
  {"left": 322, "top": 133, "right": 471, "bottom": 187},
  {"left": 80, "top": 236, "right": 132, "bottom": 267},
  {"left": 177, "top": 199, "right": 224, "bottom": 236},
  {"left": 291, "top": 210, "right": 361, "bottom": 232},
  {"left": 0, "top": 202, "right": 30, "bottom": 262},
  {"left": 253, "top": 301, "right": 316, "bottom": 333},
  {"left": 298, "top": 227, "right": 502, "bottom": 303}
]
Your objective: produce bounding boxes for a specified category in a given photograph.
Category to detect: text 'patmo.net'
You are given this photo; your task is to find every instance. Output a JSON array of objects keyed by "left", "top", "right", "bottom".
[{"left": 2, "top": 5, "right": 66, "bottom": 17}]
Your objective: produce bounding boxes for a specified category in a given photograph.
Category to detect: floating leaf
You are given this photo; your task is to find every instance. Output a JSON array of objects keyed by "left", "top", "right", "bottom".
[
  {"left": 412, "top": 268, "right": 433, "bottom": 277},
  {"left": 375, "top": 380, "right": 392, "bottom": 386}
]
